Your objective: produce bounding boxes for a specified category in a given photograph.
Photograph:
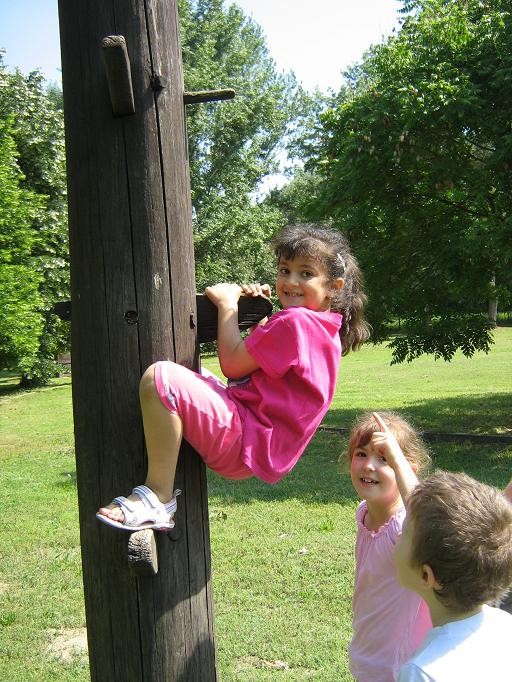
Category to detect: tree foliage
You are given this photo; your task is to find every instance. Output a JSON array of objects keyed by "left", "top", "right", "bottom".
[
  {"left": 0, "top": 54, "right": 69, "bottom": 385},
  {"left": 1, "top": 2, "right": 303, "bottom": 384},
  {"left": 179, "top": 0, "right": 301, "bottom": 288},
  {"left": 0, "top": 117, "right": 46, "bottom": 371},
  {"left": 264, "top": 169, "right": 322, "bottom": 225},
  {"left": 305, "top": 0, "right": 512, "bottom": 362}
]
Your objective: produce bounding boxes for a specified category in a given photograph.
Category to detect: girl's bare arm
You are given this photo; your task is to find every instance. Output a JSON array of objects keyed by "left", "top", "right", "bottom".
[{"left": 205, "top": 283, "right": 261, "bottom": 379}]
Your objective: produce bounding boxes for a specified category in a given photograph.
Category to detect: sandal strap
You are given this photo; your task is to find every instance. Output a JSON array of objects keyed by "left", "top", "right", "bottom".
[
  {"left": 112, "top": 495, "right": 133, "bottom": 512},
  {"left": 165, "top": 489, "right": 181, "bottom": 516},
  {"left": 132, "top": 485, "right": 181, "bottom": 515},
  {"left": 111, "top": 495, "right": 146, "bottom": 526},
  {"left": 132, "top": 485, "right": 163, "bottom": 512}
]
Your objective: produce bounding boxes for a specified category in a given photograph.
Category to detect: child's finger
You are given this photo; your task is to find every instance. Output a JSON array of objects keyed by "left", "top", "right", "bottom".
[
  {"left": 241, "top": 284, "right": 257, "bottom": 296},
  {"left": 205, "top": 283, "right": 242, "bottom": 305},
  {"left": 242, "top": 283, "right": 271, "bottom": 298},
  {"left": 372, "top": 412, "right": 390, "bottom": 432},
  {"left": 371, "top": 434, "right": 389, "bottom": 449},
  {"left": 371, "top": 433, "right": 387, "bottom": 443}
]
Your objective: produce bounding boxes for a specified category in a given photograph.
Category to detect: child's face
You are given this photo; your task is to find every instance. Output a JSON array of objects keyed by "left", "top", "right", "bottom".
[
  {"left": 350, "top": 441, "right": 401, "bottom": 508},
  {"left": 276, "top": 256, "right": 342, "bottom": 311},
  {"left": 394, "top": 515, "right": 422, "bottom": 594}
]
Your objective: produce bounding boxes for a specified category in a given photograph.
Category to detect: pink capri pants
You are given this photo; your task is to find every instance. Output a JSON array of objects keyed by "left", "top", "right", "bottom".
[{"left": 154, "top": 361, "right": 252, "bottom": 480}]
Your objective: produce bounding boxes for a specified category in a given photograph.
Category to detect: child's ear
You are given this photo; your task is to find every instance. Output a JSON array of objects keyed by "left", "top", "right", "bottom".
[
  {"left": 332, "top": 277, "right": 344, "bottom": 292},
  {"left": 421, "top": 563, "right": 441, "bottom": 590}
]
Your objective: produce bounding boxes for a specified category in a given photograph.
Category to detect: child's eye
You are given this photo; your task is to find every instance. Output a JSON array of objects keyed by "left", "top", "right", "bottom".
[
  {"left": 301, "top": 270, "right": 313, "bottom": 278},
  {"left": 279, "top": 267, "right": 289, "bottom": 275},
  {"left": 355, "top": 450, "right": 366, "bottom": 458}
]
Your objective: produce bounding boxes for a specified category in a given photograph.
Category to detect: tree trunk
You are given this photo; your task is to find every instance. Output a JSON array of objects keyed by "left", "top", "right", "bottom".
[{"left": 488, "top": 276, "right": 498, "bottom": 327}]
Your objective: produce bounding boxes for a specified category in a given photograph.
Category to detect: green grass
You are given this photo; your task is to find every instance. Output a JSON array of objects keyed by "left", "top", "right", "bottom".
[
  {"left": 1, "top": 329, "right": 511, "bottom": 680},
  {"left": 326, "top": 326, "right": 512, "bottom": 435}
]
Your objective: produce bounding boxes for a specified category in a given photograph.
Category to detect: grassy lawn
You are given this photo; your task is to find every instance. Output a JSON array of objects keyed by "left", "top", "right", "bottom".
[{"left": 1, "top": 328, "right": 511, "bottom": 680}]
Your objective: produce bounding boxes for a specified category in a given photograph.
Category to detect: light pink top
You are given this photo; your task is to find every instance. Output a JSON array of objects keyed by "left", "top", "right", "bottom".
[
  {"left": 226, "top": 306, "right": 342, "bottom": 483},
  {"left": 350, "top": 501, "right": 432, "bottom": 682}
]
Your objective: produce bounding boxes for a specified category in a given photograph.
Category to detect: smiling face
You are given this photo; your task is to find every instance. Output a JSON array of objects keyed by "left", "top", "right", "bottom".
[
  {"left": 350, "top": 441, "right": 401, "bottom": 509},
  {"left": 394, "top": 515, "right": 416, "bottom": 588},
  {"left": 394, "top": 515, "right": 428, "bottom": 597},
  {"left": 276, "top": 256, "right": 342, "bottom": 311}
]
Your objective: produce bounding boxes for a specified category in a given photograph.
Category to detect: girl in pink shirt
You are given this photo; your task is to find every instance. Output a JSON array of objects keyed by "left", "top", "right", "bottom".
[
  {"left": 97, "top": 224, "right": 369, "bottom": 531},
  {"left": 347, "top": 412, "right": 432, "bottom": 681}
]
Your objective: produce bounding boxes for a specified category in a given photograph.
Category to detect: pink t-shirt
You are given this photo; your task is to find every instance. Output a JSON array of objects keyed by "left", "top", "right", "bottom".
[
  {"left": 226, "top": 306, "right": 342, "bottom": 483},
  {"left": 350, "top": 501, "right": 432, "bottom": 682}
]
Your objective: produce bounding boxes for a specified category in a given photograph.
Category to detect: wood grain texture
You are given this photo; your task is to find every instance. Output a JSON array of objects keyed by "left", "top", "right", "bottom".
[
  {"left": 128, "top": 529, "right": 159, "bottom": 575},
  {"left": 57, "top": 0, "right": 216, "bottom": 678}
]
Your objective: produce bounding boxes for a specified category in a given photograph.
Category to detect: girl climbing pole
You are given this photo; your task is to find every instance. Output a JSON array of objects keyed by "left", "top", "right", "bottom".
[{"left": 97, "top": 223, "right": 370, "bottom": 530}]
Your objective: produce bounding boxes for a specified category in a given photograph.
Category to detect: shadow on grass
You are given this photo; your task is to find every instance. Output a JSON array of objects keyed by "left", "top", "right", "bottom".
[
  {"left": 0, "top": 372, "right": 26, "bottom": 398},
  {"left": 57, "top": 394, "right": 512, "bottom": 507},
  {"left": 0, "top": 371, "right": 72, "bottom": 398},
  {"left": 35, "top": 381, "right": 72, "bottom": 391},
  {"left": 207, "top": 434, "right": 512, "bottom": 507},
  {"left": 324, "top": 391, "right": 512, "bottom": 435},
  {"left": 57, "top": 470, "right": 77, "bottom": 489},
  {"left": 207, "top": 392, "right": 512, "bottom": 506}
]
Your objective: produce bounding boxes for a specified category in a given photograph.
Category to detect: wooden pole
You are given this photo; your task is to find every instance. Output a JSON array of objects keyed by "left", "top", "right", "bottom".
[{"left": 57, "top": 1, "right": 216, "bottom": 679}]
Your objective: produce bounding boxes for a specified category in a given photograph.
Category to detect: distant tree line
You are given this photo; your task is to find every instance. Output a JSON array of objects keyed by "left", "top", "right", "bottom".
[{"left": 1, "top": 0, "right": 511, "bottom": 385}]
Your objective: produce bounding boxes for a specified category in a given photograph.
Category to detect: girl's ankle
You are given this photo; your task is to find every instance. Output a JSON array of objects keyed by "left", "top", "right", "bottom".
[{"left": 144, "top": 482, "right": 173, "bottom": 504}]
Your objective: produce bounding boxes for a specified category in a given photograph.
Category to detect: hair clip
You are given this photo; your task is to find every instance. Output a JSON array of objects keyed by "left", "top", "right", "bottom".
[{"left": 336, "top": 253, "right": 346, "bottom": 271}]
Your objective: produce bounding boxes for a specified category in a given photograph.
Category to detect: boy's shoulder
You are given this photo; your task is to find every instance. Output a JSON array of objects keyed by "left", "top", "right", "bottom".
[{"left": 400, "top": 605, "right": 512, "bottom": 681}]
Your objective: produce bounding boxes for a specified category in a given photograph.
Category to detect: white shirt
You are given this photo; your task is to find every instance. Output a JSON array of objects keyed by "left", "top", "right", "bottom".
[{"left": 397, "top": 604, "right": 512, "bottom": 681}]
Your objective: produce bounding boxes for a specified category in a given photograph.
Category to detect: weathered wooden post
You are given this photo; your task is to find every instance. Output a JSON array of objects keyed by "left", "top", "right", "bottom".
[{"left": 58, "top": 1, "right": 216, "bottom": 678}]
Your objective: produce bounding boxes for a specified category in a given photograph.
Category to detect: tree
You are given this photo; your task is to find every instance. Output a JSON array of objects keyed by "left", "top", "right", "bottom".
[
  {"left": 305, "top": 0, "right": 512, "bottom": 362},
  {"left": 194, "top": 194, "right": 283, "bottom": 290},
  {"left": 0, "top": 55, "right": 69, "bottom": 385},
  {"left": 0, "top": 117, "right": 46, "bottom": 373},
  {"left": 264, "top": 169, "right": 322, "bottom": 225},
  {"left": 178, "top": 0, "right": 301, "bottom": 287}
]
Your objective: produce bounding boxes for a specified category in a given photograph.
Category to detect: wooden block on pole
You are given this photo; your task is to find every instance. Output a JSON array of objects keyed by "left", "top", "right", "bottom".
[
  {"left": 128, "top": 529, "right": 159, "bottom": 576},
  {"left": 101, "top": 35, "right": 135, "bottom": 117},
  {"left": 183, "top": 88, "right": 235, "bottom": 105}
]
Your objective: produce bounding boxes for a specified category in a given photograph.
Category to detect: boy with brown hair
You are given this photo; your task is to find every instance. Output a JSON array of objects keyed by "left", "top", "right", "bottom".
[{"left": 394, "top": 471, "right": 512, "bottom": 681}]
